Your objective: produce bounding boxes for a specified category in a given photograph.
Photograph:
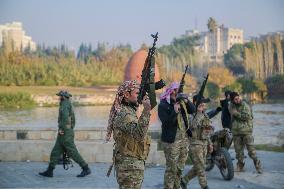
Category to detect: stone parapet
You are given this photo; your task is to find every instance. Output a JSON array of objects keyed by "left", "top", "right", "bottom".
[
  {"left": 33, "top": 94, "right": 115, "bottom": 106},
  {"left": 0, "top": 127, "right": 165, "bottom": 164},
  {"left": 0, "top": 127, "right": 161, "bottom": 141},
  {"left": 0, "top": 140, "right": 165, "bottom": 165}
]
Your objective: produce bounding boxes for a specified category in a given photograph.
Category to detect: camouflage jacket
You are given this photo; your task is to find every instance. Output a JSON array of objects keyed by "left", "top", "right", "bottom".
[
  {"left": 58, "top": 99, "right": 75, "bottom": 131},
  {"left": 189, "top": 112, "right": 213, "bottom": 146},
  {"left": 113, "top": 104, "right": 151, "bottom": 160},
  {"left": 228, "top": 101, "right": 253, "bottom": 135}
]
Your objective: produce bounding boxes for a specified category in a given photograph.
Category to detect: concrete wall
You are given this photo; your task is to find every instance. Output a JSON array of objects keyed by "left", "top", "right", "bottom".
[
  {"left": 33, "top": 94, "right": 115, "bottom": 106},
  {"left": 0, "top": 128, "right": 166, "bottom": 165}
]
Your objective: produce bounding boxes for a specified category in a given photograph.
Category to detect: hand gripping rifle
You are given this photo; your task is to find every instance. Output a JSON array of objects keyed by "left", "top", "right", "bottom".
[{"left": 137, "top": 32, "right": 166, "bottom": 109}]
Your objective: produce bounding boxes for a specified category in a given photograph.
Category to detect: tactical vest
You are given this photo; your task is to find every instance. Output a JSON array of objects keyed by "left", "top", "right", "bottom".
[
  {"left": 230, "top": 102, "right": 253, "bottom": 135},
  {"left": 115, "top": 130, "right": 151, "bottom": 160},
  {"left": 190, "top": 113, "right": 213, "bottom": 144}
]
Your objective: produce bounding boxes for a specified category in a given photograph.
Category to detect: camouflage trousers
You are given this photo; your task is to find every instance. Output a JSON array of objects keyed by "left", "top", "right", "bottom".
[
  {"left": 183, "top": 144, "right": 208, "bottom": 188},
  {"left": 163, "top": 139, "right": 189, "bottom": 189},
  {"left": 233, "top": 134, "right": 258, "bottom": 163},
  {"left": 114, "top": 154, "right": 145, "bottom": 189},
  {"left": 49, "top": 133, "right": 87, "bottom": 169}
]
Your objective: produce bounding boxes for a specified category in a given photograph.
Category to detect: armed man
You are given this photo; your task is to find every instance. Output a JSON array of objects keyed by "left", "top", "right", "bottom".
[
  {"left": 220, "top": 90, "right": 232, "bottom": 130},
  {"left": 39, "top": 90, "right": 91, "bottom": 177},
  {"left": 107, "top": 80, "right": 151, "bottom": 189},
  {"left": 158, "top": 81, "right": 195, "bottom": 189},
  {"left": 181, "top": 95, "right": 213, "bottom": 189},
  {"left": 229, "top": 92, "right": 262, "bottom": 173}
]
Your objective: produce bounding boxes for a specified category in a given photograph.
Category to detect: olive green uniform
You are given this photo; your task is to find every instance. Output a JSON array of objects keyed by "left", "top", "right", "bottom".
[{"left": 49, "top": 99, "right": 87, "bottom": 169}]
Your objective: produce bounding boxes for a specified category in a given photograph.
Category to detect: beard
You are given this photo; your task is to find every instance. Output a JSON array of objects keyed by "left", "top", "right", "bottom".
[
  {"left": 129, "top": 101, "right": 139, "bottom": 108},
  {"left": 232, "top": 100, "right": 241, "bottom": 105}
]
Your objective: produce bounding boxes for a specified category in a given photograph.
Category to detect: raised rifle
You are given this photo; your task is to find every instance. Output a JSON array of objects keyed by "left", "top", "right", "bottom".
[
  {"left": 176, "top": 65, "right": 189, "bottom": 100},
  {"left": 137, "top": 32, "right": 166, "bottom": 109},
  {"left": 176, "top": 65, "right": 192, "bottom": 137},
  {"left": 195, "top": 74, "right": 209, "bottom": 111}
]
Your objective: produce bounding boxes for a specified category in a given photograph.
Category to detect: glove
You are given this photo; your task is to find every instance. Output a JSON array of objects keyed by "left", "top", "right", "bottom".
[{"left": 216, "top": 107, "right": 222, "bottom": 112}]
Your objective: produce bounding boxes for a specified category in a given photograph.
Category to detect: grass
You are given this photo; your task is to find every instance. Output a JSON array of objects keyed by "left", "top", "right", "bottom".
[
  {"left": 0, "top": 92, "right": 36, "bottom": 109},
  {"left": 254, "top": 144, "right": 284, "bottom": 153}
]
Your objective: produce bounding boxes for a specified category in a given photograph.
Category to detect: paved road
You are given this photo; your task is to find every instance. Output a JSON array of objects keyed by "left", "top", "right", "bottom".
[{"left": 0, "top": 151, "right": 283, "bottom": 189}]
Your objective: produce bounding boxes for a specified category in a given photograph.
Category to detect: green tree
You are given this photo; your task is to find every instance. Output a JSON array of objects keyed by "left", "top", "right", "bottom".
[
  {"left": 223, "top": 82, "right": 243, "bottom": 94},
  {"left": 205, "top": 82, "right": 221, "bottom": 99},
  {"left": 224, "top": 44, "right": 246, "bottom": 75}
]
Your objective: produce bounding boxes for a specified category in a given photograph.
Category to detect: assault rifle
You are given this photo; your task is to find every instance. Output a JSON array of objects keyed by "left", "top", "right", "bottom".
[
  {"left": 176, "top": 65, "right": 192, "bottom": 137},
  {"left": 195, "top": 74, "right": 209, "bottom": 111},
  {"left": 137, "top": 32, "right": 166, "bottom": 109},
  {"left": 176, "top": 65, "right": 189, "bottom": 100}
]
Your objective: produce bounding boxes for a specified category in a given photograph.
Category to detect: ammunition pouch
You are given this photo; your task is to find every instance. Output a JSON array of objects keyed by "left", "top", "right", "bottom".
[{"left": 116, "top": 131, "right": 151, "bottom": 160}]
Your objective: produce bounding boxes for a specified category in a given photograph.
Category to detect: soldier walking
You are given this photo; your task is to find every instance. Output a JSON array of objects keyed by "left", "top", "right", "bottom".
[
  {"left": 39, "top": 90, "right": 91, "bottom": 177},
  {"left": 107, "top": 80, "right": 151, "bottom": 189},
  {"left": 228, "top": 92, "right": 262, "bottom": 173}
]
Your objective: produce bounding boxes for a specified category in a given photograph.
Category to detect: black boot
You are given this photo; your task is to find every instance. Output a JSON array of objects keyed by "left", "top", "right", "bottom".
[
  {"left": 39, "top": 166, "right": 54, "bottom": 177},
  {"left": 180, "top": 178, "right": 187, "bottom": 189},
  {"left": 203, "top": 186, "right": 210, "bottom": 189},
  {"left": 77, "top": 165, "right": 91, "bottom": 177}
]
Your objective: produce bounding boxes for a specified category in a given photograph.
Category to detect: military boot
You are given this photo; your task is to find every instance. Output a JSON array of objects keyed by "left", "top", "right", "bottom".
[
  {"left": 39, "top": 166, "right": 54, "bottom": 177},
  {"left": 235, "top": 161, "right": 245, "bottom": 172},
  {"left": 77, "top": 165, "right": 91, "bottom": 177},
  {"left": 180, "top": 178, "right": 187, "bottom": 189},
  {"left": 254, "top": 159, "right": 263, "bottom": 174},
  {"left": 203, "top": 186, "right": 210, "bottom": 189}
]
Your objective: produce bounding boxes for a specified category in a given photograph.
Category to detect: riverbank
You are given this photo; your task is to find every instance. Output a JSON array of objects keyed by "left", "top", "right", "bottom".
[{"left": 0, "top": 86, "right": 118, "bottom": 107}]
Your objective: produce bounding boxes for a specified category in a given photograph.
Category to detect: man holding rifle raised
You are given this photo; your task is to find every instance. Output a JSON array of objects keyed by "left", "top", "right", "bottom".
[
  {"left": 158, "top": 66, "right": 195, "bottom": 189},
  {"left": 105, "top": 33, "right": 165, "bottom": 189}
]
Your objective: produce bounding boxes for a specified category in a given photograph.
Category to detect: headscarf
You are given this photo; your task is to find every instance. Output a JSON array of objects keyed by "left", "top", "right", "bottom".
[
  {"left": 106, "top": 80, "right": 139, "bottom": 136},
  {"left": 160, "top": 82, "right": 179, "bottom": 104}
]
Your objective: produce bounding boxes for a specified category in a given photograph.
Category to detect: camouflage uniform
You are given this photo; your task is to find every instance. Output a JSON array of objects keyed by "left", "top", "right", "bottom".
[
  {"left": 113, "top": 104, "right": 151, "bottom": 189},
  {"left": 158, "top": 82, "right": 194, "bottom": 189},
  {"left": 229, "top": 101, "right": 262, "bottom": 172},
  {"left": 163, "top": 119, "right": 189, "bottom": 189},
  {"left": 182, "top": 112, "right": 213, "bottom": 189}
]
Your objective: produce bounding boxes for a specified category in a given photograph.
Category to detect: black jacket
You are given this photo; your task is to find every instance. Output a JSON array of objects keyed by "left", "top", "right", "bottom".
[
  {"left": 220, "top": 99, "right": 232, "bottom": 129},
  {"left": 158, "top": 99, "right": 195, "bottom": 143}
]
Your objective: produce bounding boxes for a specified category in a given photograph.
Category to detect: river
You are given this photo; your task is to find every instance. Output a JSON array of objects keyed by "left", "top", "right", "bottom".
[{"left": 0, "top": 103, "right": 283, "bottom": 145}]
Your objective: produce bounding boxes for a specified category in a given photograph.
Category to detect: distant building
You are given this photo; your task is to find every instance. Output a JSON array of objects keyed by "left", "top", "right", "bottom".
[
  {"left": 0, "top": 22, "right": 36, "bottom": 51},
  {"left": 186, "top": 25, "right": 244, "bottom": 62},
  {"left": 260, "top": 31, "right": 284, "bottom": 40}
]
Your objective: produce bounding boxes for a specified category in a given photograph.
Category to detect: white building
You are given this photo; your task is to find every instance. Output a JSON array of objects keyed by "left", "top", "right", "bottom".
[
  {"left": 0, "top": 22, "right": 36, "bottom": 51},
  {"left": 186, "top": 25, "right": 244, "bottom": 62}
]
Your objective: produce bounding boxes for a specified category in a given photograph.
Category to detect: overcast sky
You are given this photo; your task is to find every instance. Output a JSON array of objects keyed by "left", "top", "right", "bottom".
[{"left": 0, "top": 0, "right": 283, "bottom": 51}]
